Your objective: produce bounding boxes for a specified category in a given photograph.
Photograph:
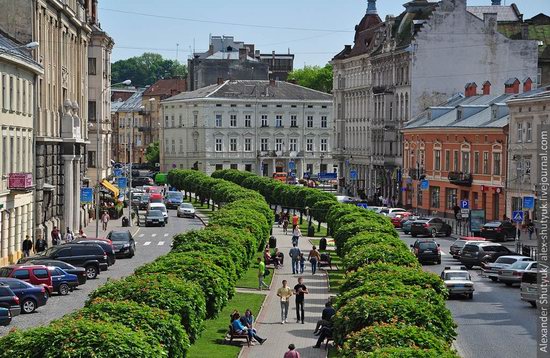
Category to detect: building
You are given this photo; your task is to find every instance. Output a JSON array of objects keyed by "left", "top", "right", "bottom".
[
  {"left": 331, "top": 0, "right": 539, "bottom": 202},
  {"left": 160, "top": 80, "right": 335, "bottom": 176},
  {"left": 0, "top": 32, "right": 43, "bottom": 265},
  {"left": 505, "top": 87, "right": 550, "bottom": 225},
  {"left": 402, "top": 87, "right": 517, "bottom": 221},
  {"left": 258, "top": 51, "right": 295, "bottom": 81},
  {"left": 112, "top": 88, "right": 148, "bottom": 165}
]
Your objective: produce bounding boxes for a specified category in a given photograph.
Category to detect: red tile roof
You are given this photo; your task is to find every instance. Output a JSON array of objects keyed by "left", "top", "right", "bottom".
[{"left": 143, "top": 78, "right": 187, "bottom": 98}]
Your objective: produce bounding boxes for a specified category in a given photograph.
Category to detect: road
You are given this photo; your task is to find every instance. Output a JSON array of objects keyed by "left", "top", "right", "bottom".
[
  {"left": 397, "top": 231, "right": 537, "bottom": 358},
  {"left": 0, "top": 209, "right": 203, "bottom": 336}
]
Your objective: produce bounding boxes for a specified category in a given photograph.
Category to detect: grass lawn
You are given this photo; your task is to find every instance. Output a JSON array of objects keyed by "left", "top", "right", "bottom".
[
  {"left": 236, "top": 252, "right": 274, "bottom": 289},
  {"left": 299, "top": 221, "right": 328, "bottom": 237},
  {"left": 187, "top": 292, "right": 266, "bottom": 358}
]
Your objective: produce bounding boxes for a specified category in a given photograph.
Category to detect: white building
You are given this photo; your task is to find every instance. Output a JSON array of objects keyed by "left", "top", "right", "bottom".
[{"left": 160, "top": 80, "right": 335, "bottom": 177}]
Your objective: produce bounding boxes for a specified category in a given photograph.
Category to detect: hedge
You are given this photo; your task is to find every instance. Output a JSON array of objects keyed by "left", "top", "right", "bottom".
[
  {"left": 354, "top": 347, "right": 460, "bottom": 358},
  {"left": 342, "top": 232, "right": 406, "bottom": 253},
  {"left": 209, "top": 209, "right": 267, "bottom": 250},
  {"left": 333, "top": 220, "right": 398, "bottom": 256},
  {"left": 342, "top": 243, "right": 419, "bottom": 271}
]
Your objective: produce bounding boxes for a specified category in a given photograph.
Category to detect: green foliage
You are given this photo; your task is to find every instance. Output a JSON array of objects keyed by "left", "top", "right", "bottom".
[
  {"left": 287, "top": 64, "right": 333, "bottom": 93},
  {"left": 343, "top": 233, "right": 405, "bottom": 253},
  {"left": 144, "top": 141, "right": 160, "bottom": 166},
  {"left": 224, "top": 199, "right": 274, "bottom": 226},
  {"left": 311, "top": 199, "right": 338, "bottom": 224},
  {"left": 209, "top": 208, "right": 267, "bottom": 250},
  {"left": 342, "top": 243, "right": 418, "bottom": 271},
  {"left": 112, "top": 52, "right": 187, "bottom": 87},
  {"left": 353, "top": 347, "right": 460, "bottom": 358},
  {"left": 334, "top": 220, "right": 398, "bottom": 256}
]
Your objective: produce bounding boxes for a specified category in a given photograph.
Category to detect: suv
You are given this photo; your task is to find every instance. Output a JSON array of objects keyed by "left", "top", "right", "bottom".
[
  {"left": 73, "top": 239, "right": 116, "bottom": 266},
  {"left": 139, "top": 194, "right": 151, "bottom": 210},
  {"left": 459, "top": 242, "right": 517, "bottom": 269},
  {"left": 449, "top": 237, "right": 486, "bottom": 259},
  {"left": 0, "top": 265, "right": 53, "bottom": 295},
  {"left": 0, "top": 278, "right": 49, "bottom": 313},
  {"left": 411, "top": 218, "right": 452, "bottom": 238},
  {"left": 480, "top": 221, "right": 516, "bottom": 241},
  {"left": 25, "top": 260, "right": 87, "bottom": 285},
  {"left": 410, "top": 239, "right": 441, "bottom": 264},
  {"left": 165, "top": 191, "right": 183, "bottom": 209},
  {"left": 132, "top": 177, "right": 154, "bottom": 188},
  {"left": 0, "top": 284, "right": 20, "bottom": 318},
  {"left": 19, "top": 244, "right": 108, "bottom": 280}
]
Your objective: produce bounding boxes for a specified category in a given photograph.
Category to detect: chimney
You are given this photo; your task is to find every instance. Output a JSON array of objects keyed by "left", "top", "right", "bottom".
[
  {"left": 483, "top": 13, "right": 498, "bottom": 33},
  {"left": 491, "top": 0, "right": 502, "bottom": 5},
  {"left": 505, "top": 78, "right": 520, "bottom": 94},
  {"left": 217, "top": 77, "right": 224, "bottom": 85},
  {"left": 239, "top": 48, "right": 247, "bottom": 62},
  {"left": 465, "top": 82, "right": 477, "bottom": 97},
  {"left": 367, "top": 0, "right": 377, "bottom": 14},
  {"left": 523, "top": 77, "right": 533, "bottom": 93},
  {"left": 482, "top": 81, "right": 491, "bottom": 95}
]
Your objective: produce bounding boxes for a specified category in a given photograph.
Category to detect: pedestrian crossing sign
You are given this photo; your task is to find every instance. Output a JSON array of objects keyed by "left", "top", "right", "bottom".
[{"left": 512, "top": 210, "right": 524, "bottom": 223}]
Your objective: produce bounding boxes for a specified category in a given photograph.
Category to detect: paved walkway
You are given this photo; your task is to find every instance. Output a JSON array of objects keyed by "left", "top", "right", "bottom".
[{"left": 240, "top": 224, "right": 331, "bottom": 358}]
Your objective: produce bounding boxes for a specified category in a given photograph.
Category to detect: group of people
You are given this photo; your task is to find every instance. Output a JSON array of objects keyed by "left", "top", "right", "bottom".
[
  {"left": 21, "top": 225, "right": 79, "bottom": 258},
  {"left": 289, "top": 244, "right": 321, "bottom": 275},
  {"left": 230, "top": 309, "right": 267, "bottom": 345},
  {"left": 276, "top": 277, "right": 309, "bottom": 324}
]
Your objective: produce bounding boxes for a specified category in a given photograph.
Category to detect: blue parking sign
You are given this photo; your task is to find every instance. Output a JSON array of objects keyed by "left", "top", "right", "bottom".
[
  {"left": 420, "top": 180, "right": 429, "bottom": 190},
  {"left": 460, "top": 200, "right": 469, "bottom": 209},
  {"left": 113, "top": 168, "right": 122, "bottom": 177},
  {"left": 117, "top": 177, "right": 128, "bottom": 189},
  {"left": 523, "top": 196, "right": 535, "bottom": 209}
]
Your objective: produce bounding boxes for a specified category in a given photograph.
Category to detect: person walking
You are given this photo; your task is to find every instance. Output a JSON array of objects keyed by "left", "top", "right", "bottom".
[
  {"left": 101, "top": 211, "right": 110, "bottom": 231},
  {"left": 65, "top": 228, "right": 74, "bottom": 243},
  {"left": 292, "top": 226, "right": 301, "bottom": 246},
  {"left": 284, "top": 344, "right": 300, "bottom": 358},
  {"left": 292, "top": 213, "right": 299, "bottom": 228},
  {"left": 51, "top": 226, "right": 61, "bottom": 246},
  {"left": 35, "top": 236, "right": 47, "bottom": 253},
  {"left": 277, "top": 280, "right": 292, "bottom": 324},
  {"left": 282, "top": 217, "right": 289, "bottom": 235},
  {"left": 294, "top": 277, "right": 308, "bottom": 324},
  {"left": 308, "top": 246, "right": 321, "bottom": 275},
  {"left": 22, "top": 236, "right": 33, "bottom": 257},
  {"left": 289, "top": 243, "right": 301, "bottom": 275},
  {"left": 257, "top": 257, "right": 269, "bottom": 291},
  {"left": 299, "top": 253, "right": 306, "bottom": 274}
]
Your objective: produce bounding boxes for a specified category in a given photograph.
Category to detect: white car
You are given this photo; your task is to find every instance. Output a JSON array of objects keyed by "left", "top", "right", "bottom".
[
  {"left": 482, "top": 255, "right": 533, "bottom": 281},
  {"left": 147, "top": 202, "right": 168, "bottom": 223},
  {"left": 379, "top": 208, "right": 407, "bottom": 216},
  {"left": 441, "top": 266, "right": 475, "bottom": 299},
  {"left": 177, "top": 203, "right": 196, "bottom": 218},
  {"left": 498, "top": 261, "right": 537, "bottom": 286}
]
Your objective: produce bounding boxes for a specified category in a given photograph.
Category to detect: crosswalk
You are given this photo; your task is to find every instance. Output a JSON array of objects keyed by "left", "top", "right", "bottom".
[{"left": 134, "top": 232, "right": 173, "bottom": 247}]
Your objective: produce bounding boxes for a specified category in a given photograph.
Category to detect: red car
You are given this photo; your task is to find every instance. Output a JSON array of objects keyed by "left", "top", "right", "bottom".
[
  {"left": 0, "top": 265, "right": 54, "bottom": 296},
  {"left": 390, "top": 212, "right": 412, "bottom": 228}
]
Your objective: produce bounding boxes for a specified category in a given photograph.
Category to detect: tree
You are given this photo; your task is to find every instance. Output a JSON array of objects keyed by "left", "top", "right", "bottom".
[
  {"left": 145, "top": 142, "right": 159, "bottom": 166},
  {"left": 287, "top": 64, "right": 333, "bottom": 93},
  {"left": 112, "top": 53, "right": 187, "bottom": 87}
]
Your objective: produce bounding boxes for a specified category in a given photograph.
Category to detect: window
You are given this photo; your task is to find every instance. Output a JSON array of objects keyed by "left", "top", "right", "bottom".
[
  {"left": 493, "top": 152, "right": 501, "bottom": 175},
  {"left": 306, "top": 138, "right": 313, "bottom": 152},
  {"left": 245, "top": 164, "right": 252, "bottom": 172},
  {"left": 275, "top": 115, "right": 283, "bottom": 128},
  {"left": 88, "top": 101, "right": 96, "bottom": 122},
  {"left": 290, "top": 115, "right": 297, "bottom": 127},
  {"left": 444, "top": 150, "right": 450, "bottom": 171},
  {"left": 165, "top": 139, "right": 169, "bottom": 153},
  {"left": 321, "top": 138, "right": 328, "bottom": 152},
  {"left": 306, "top": 164, "right": 313, "bottom": 174},
  {"left": 244, "top": 138, "right": 252, "bottom": 152},
  {"left": 517, "top": 122, "right": 523, "bottom": 142},
  {"left": 33, "top": 269, "right": 49, "bottom": 279},
  {"left": 430, "top": 186, "right": 440, "bottom": 208},
  {"left": 230, "top": 114, "right": 237, "bottom": 127},
  {"left": 215, "top": 138, "right": 222, "bottom": 152},
  {"left": 526, "top": 122, "right": 532, "bottom": 142},
  {"left": 88, "top": 58, "right": 97, "bottom": 75},
  {"left": 260, "top": 138, "right": 269, "bottom": 151},
  {"left": 483, "top": 152, "right": 489, "bottom": 174},
  {"left": 171, "top": 115, "right": 175, "bottom": 128},
  {"left": 230, "top": 138, "right": 237, "bottom": 152},
  {"left": 193, "top": 113, "right": 198, "bottom": 127},
  {"left": 215, "top": 164, "right": 223, "bottom": 170},
  {"left": 474, "top": 152, "right": 480, "bottom": 174},
  {"left": 446, "top": 188, "right": 457, "bottom": 209},
  {"left": 321, "top": 116, "right": 327, "bottom": 128},
  {"left": 289, "top": 138, "right": 297, "bottom": 152},
  {"left": 88, "top": 151, "right": 96, "bottom": 168},
  {"left": 179, "top": 138, "right": 184, "bottom": 153},
  {"left": 434, "top": 150, "right": 441, "bottom": 171},
  {"left": 165, "top": 115, "right": 169, "bottom": 128},
  {"left": 275, "top": 138, "right": 283, "bottom": 152},
  {"left": 462, "top": 151, "right": 470, "bottom": 173},
  {"left": 171, "top": 139, "right": 175, "bottom": 153},
  {"left": 307, "top": 116, "right": 313, "bottom": 128},
  {"left": 261, "top": 115, "right": 268, "bottom": 127},
  {"left": 13, "top": 269, "right": 30, "bottom": 280},
  {"left": 230, "top": 164, "right": 238, "bottom": 170},
  {"left": 453, "top": 150, "right": 459, "bottom": 171},
  {"left": 179, "top": 114, "right": 183, "bottom": 127},
  {"left": 215, "top": 114, "right": 222, "bottom": 127},
  {"left": 245, "top": 114, "right": 251, "bottom": 128}
]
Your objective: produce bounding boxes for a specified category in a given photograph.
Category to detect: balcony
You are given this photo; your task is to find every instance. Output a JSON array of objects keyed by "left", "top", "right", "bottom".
[
  {"left": 448, "top": 172, "right": 473, "bottom": 186},
  {"left": 407, "top": 169, "right": 425, "bottom": 181}
]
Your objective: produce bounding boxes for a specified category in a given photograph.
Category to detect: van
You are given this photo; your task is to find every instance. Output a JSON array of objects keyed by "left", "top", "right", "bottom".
[
  {"left": 148, "top": 202, "right": 168, "bottom": 223},
  {"left": 520, "top": 271, "right": 537, "bottom": 307},
  {"left": 273, "top": 172, "right": 287, "bottom": 183}
]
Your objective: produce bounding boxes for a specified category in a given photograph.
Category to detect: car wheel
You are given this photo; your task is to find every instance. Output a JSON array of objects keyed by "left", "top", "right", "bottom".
[
  {"left": 403, "top": 231, "right": 409, "bottom": 235},
  {"left": 445, "top": 228, "right": 451, "bottom": 237},
  {"left": 58, "top": 283, "right": 70, "bottom": 296},
  {"left": 465, "top": 264, "right": 473, "bottom": 269},
  {"left": 489, "top": 277, "right": 498, "bottom": 282},
  {"left": 436, "top": 259, "right": 441, "bottom": 265},
  {"left": 21, "top": 298, "right": 36, "bottom": 314},
  {"left": 85, "top": 265, "right": 99, "bottom": 279},
  {"left": 468, "top": 293, "right": 474, "bottom": 300},
  {"left": 129, "top": 246, "right": 135, "bottom": 258},
  {"left": 431, "top": 229, "right": 437, "bottom": 238},
  {"left": 411, "top": 233, "right": 417, "bottom": 238}
]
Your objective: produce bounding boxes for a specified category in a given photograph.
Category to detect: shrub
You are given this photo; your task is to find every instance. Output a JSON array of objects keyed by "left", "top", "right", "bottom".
[
  {"left": 63, "top": 299, "right": 190, "bottom": 358},
  {"left": 223, "top": 200, "right": 274, "bottom": 229},
  {"left": 87, "top": 274, "right": 205, "bottom": 342},
  {"left": 311, "top": 199, "right": 338, "bottom": 224},
  {"left": 209, "top": 209, "right": 267, "bottom": 249},
  {"left": 334, "top": 220, "right": 398, "bottom": 256},
  {"left": 353, "top": 347, "right": 460, "bottom": 358},
  {"left": 343, "top": 232, "right": 404, "bottom": 253},
  {"left": 0, "top": 319, "right": 164, "bottom": 358},
  {"left": 342, "top": 243, "right": 419, "bottom": 271}
]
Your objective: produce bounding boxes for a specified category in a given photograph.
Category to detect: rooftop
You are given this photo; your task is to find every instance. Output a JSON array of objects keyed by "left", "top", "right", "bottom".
[
  {"left": 117, "top": 88, "right": 146, "bottom": 112},
  {"left": 143, "top": 78, "right": 186, "bottom": 98},
  {"left": 467, "top": 5, "right": 522, "bottom": 23},
  {"left": 0, "top": 30, "right": 42, "bottom": 71}
]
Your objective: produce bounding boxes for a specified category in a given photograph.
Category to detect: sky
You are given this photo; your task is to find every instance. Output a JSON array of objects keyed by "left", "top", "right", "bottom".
[{"left": 101, "top": 0, "right": 550, "bottom": 68}]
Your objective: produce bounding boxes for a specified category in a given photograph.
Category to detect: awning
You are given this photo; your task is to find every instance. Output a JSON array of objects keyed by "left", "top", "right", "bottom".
[{"left": 101, "top": 179, "right": 120, "bottom": 198}]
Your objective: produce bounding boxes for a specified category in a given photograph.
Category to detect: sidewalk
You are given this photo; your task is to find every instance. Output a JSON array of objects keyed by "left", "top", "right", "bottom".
[
  {"left": 240, "top": 224, "right": 331, "bottom": 358},
  {"left": 82, "top": 215, "right": 140, "bottom": 238}
]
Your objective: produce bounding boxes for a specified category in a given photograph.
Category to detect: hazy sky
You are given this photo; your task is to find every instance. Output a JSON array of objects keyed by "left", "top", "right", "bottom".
[{"left": 101, "top": 0, "right": 550, "bottom": 67}]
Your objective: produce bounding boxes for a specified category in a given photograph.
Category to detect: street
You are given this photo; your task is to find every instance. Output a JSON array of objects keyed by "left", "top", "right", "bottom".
[
  {"left": 397, "top": 231, "right": 537, "bottom": 358},
  {"left": 0, "top": 209, "right": 203, "bottom": 336}
]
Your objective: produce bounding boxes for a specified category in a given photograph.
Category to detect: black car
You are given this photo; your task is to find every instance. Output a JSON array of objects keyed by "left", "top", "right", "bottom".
[
  {"left": 106, "top": 231, "right": 136, "bottom": 258},
  {"left": 410, "top": 217, "right": 452, "bottom": 238},
  {"left": 19, "top": 244, "right": 109, "bottom": 280},
  {"left": 0, "top": 307, "right": 10, "bottom": 326},
  {"left": 0, "top": 284, "right": 21, "bottom": 318},
  {"left": 139, "top": 194, "right": 151, "bottom": 210},
  {"left": 410, "top": 239, "right": 441, "bottom": 264},
  {"left": 459, "top": 242, "right": 517, "bottom": 269},
  {"left": 24, "top": 259, "right": 87, "bottom": 285},
  {"left": 145, "top": 210, "right": 166, "bottom": 227},
  {"left": 480, "top": 221, "right": 516, "bottom": 242},
  {"left": 73, "top": 240, "right": 116, "bottom": 266},
  {"left": 132, "top": 177, "right": 154, "bottom": 188}
]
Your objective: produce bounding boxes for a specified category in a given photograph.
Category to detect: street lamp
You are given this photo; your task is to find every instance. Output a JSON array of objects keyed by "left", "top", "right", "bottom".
[{"left": 0, "top": 41, "right": 39, "bottom": 55}]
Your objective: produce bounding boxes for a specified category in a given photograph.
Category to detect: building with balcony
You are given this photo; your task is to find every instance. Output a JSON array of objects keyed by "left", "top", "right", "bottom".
[
  {"left": 160, "top": 80, "right": 334, "bottom": 176},
  {"left": 112, "top": 88, "right": 148, "bottom": 164}
]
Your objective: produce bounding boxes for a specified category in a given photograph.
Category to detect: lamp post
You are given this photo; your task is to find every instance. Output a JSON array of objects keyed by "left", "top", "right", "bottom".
[{"left": 0, "top": 41, "right": 39, "bottom": 55}]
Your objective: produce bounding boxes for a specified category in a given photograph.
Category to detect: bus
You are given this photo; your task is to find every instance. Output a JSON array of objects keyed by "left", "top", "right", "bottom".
[{"left": 272, "top": 172, "right": 288, "bottom": 183}]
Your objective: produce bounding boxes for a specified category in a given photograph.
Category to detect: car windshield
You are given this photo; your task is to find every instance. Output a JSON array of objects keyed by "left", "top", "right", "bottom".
[
  {"left": 39, "top": 247, "right": 57, "bottom": 256},
  {"left": 379, "top": 209, "right": 389, "bottom": 214},
  {"left": 445, "top": 272, "right": 469, "bottom": 280},
  {"left": 419, "top": 242, "right": 437, "bottom": 249},
  {"left": 452, "top": 240, "right": 466, "bottom": 247},
  {"left": 495, "top": 257, "right": 517, "bottom": 264},
  {"left": 484, "top": 222, "right": 502, "bottom": 227},
  {"left": 180, "top": 203, "right": 194, "bottom": 209},
  {"left": 109, "top": 232, "right": 130, "bottom": 242},
  {"left": 141, "top": 195, "right": 150, "bottom": 202},
  {"left": 510, "top": 261, "right": 532, "bottom": 270},
  {"left": 167, "top": 192, "right": 183, "bottom": 199},
  {"left": 148, "top": 210, "right": 163, "bottom": 217},
  {"left": 151, "top": 205, "right": 166, "bottom": 213}
]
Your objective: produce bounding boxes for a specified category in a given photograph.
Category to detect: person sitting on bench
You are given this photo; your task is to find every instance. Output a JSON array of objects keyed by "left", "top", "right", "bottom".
[
  {"left": 313, "top": 301, "right": 336, "bottom": 335},
  {"left": 231, "top": 311, "right": 267, "bottom": 345}
]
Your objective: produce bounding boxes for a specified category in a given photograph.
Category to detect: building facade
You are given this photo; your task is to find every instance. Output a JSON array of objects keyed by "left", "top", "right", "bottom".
[
  {"left": 112, "top": 88, "right": 148, "bottom": 165},
  {"left": 0, "top": 32, "right": 43, "bottom": 265},
  {"left": 258, "top": 51, "right": 295, "bottom": 81},
  {"left": 160, "top": 80, "right": 335, "bottom": 176}
]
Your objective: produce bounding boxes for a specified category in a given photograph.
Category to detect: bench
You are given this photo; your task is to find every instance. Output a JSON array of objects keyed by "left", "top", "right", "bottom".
[
  {"left": 227, "top": 324, "right": 251, "bottom": 347},
  {"left": 319, "top": 253, "right": 335, "bottom": 270}
]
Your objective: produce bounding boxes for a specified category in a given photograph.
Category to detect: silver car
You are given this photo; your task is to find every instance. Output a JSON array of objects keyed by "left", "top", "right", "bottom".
[
  {"left": 441, "top": 267, "right": 475, "bottom": 299},
  {"left": 482, "top": 255, "right": 533, "bottom": 281},
  {"left": 177, "top": 203, "right": 196, "bottom": 218},
  {"left": 498, "top": 261, "right": 537, "bottom": 286}
]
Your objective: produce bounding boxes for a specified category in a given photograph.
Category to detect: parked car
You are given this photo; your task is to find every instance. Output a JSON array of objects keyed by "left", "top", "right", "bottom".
[
  {"left": 0, "top": 265, "right": 53, "bottom": 296},
  {"left": 410, "top": 217, "right": 452, "bottom": 237},
  {"left": 47, "top": 267, "right": 79, "bottom": 295},
  {"left": 19, "top": 244, "right": 108, "bottom": 280},
  {"left": 440, "top": 266, "right": 474, "bottom": 299},
  {"left": 0, "top": 284, "right": 20, "bottom": 318},
  {"left": 177, "top": 203, "right": 196, "bottom": 218},
  {"left": 73, "top": 239, "right": 116, "bottom": 266},
  {"left": 401, "top": 216, "right": 420, "bottom": 235},
  {"left": 148, "top": 203, "right": 168, "bottom": 223},
  {"left": 149, "top": 193, "right": 164, "bottom": 204},
  {"left": 498, "top": 260, "right": 537, "bottom": 286},
  {"left": 379, "top": 208, "right": 407, "bottom": 216},
  {"left": 482, "top": 255, "right": 534, "bottom": 281},
  {"left": 0, "top": 278, "right": 48, "bottom": 313},
  {"left": 132, "top": 177, "right": 154, "bottom": 188},
  {"left": 366, "top": 206, "right": 384, "bottom": 213},
  {"left": 25, "top": 260, "right": 87, "bottom": 285},
  {"left": 449, "top": 237, "right": 486, "bottom": 259},
  {"left": 410, "top": 239, "right": 441, "bottom": 264},
  {"left": 145, "top": 210, "right": 166, "bottom": 227},
  {"left": 480, "top": 221, "right": 516, "bottom": 242},
  {"left": 130, "top": 192, "right": 143, "bottom": 207},
  {"left": 139, "top": 194, "right": 151, "bottom": 210},
  {"left": 0, "top": 307, "right": 11, "bottom": 326},
  {"left": 459, "top": 242, "right": 517, "bottom": 269},
  {"left": 165, "top": 191, "right": 184, "bottom": 209},
  {"left": 106, "top": 231, "right": 136, "bottom": 258},
  {"left": 389, "top": 212, "right": 412, "bottom": 228},
  {"left": 520, "top": 271, "right": 538, "bottom": 307}
]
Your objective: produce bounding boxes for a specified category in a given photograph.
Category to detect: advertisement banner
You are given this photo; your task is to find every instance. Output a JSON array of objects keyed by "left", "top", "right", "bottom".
[{"left": 469, "top": 209, "right": 485, "bottom": 233}]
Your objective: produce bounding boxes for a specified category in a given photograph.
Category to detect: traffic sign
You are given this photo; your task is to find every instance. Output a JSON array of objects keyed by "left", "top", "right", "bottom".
[
  {"left": 460, "top": 200, "right": 469, "bottom": 209},
  {"left": 288, "top": 160, "right": 296, "bottom": 171},
  {"left": 117, "top": 177, "right": 128, "bottom": 189},
  {"left": 350, "top": 170, "right": 358, "bottom": 180},
  {"left": 80, "top": 187, "right": 93, "bottom": 203},
  {"left": 512, "top": 210, "right": 524, "bottom": 223},
  {"left": 420, "top": 179, "right": 429, "bottom": 190},
  {"left": 523, "top": 196, "right": 535, "bottom": 209},
  {"left": 460, "top": 208, "right": 470, "bottom": 217},
  {"left": 113, "top": 168, "right": 122, "bottom": 177},
  {"left": 319, "top": 172, "right": 337, "bottom": 180},
  {"left": 356, "top": 203, "right": 368, "bottom": 209}
]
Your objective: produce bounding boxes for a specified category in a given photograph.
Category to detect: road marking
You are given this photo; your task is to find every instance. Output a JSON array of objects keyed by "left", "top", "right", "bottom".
[
  {"left": 164, "top": 233, "right": 169, "bottom": 237},
  {"left": 139, "top": 234, "right": 144, "bottom": 238},
  {"left": 158, "top": 241, "right": 165, "bottom": 246},
  {"left": 143, "top": 241, "right": 151, "bottom": 246},
  {"left": 151, "top": 234, "right": 157, "bottom": 237}
]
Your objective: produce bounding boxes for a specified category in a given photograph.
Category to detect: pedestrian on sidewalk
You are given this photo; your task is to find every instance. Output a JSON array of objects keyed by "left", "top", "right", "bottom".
[
  {"left": 294, "top": 277, "right": 309, "bottom": 324},
  {"left": 101, "top": 211, "right": 110, "bottom": 231},
  {"left": 51, "top": 226, "right": 61, "bottom": 246},
  {"left": 284, "top": 344, "right": 300, "bottom": 358},
  {"left": 299, "top": 253, "right": 305, "bottom": 274},
  {"left": 292, "top": 213, "right": 299, "bottom": 227},
  {"left": 65, "top": 228, "right": 74, "bottom": 243},
  {"left": 308, "top": 246, "right": 321, "bottom": 275},
  {"left": 277, "top": 280, "right": 292, "bottom": 324},
  {"left": 35, "top": 236, "right": 47, "bottom": 253},
  {"left": 22, "top": 236, "right": 33, "bottom": 257},
  {"left": 292, "top": 226, "right": 301, "bottom": 246},
  {"left": 289, "top": 243, "right": 301, "bottom": 274},
  {"left": 257, "top": 257, "right": 270, "bottom": 290},
  {"left": 283, "top": 217, "right": 289, "bottom": 235}
]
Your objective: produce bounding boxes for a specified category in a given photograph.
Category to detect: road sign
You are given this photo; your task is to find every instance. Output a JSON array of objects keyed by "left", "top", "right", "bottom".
[
  {"left": 113, "top": 168, "right": 122, "bottom": 177},
  {"left": 350, "top": 170, "right": 358, "bottom": 180},
  {"left": 319, "top": 172, "right": 337, "bottom": 180},
  {"left": 288, "top": 160, "right": 296, "bottom": 171},
  {"left": 512, "top": 210, "right": 524, "bottom": 223},
  {"left": 460, "top": 208, "right": 470, "bottom": 217},
  {"left": 420, "top": 179, "right": 429, "bottom": 190},
  {"left": 523, "top": 196, "right": 535, "bottom": 209},
  {"left": 80, "top": 187, "right": 93, "bottom": 203},
  {"left": 460, "top": 200, "right": 469, "bottom": 209},
  {"left": 356, "top": 203, "right": 368, "bottom": 209},
  {"left": 117, "top": 177, "right": 128, "bottom": 189}
]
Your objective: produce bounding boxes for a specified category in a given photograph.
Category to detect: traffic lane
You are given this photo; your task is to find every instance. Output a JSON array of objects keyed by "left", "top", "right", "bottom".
[
  {"left": 398, "top": 231, "right": 537, "bottom": 358},
  {"left": 0, "top": 211, "right": 202, "bottom": 336}
]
